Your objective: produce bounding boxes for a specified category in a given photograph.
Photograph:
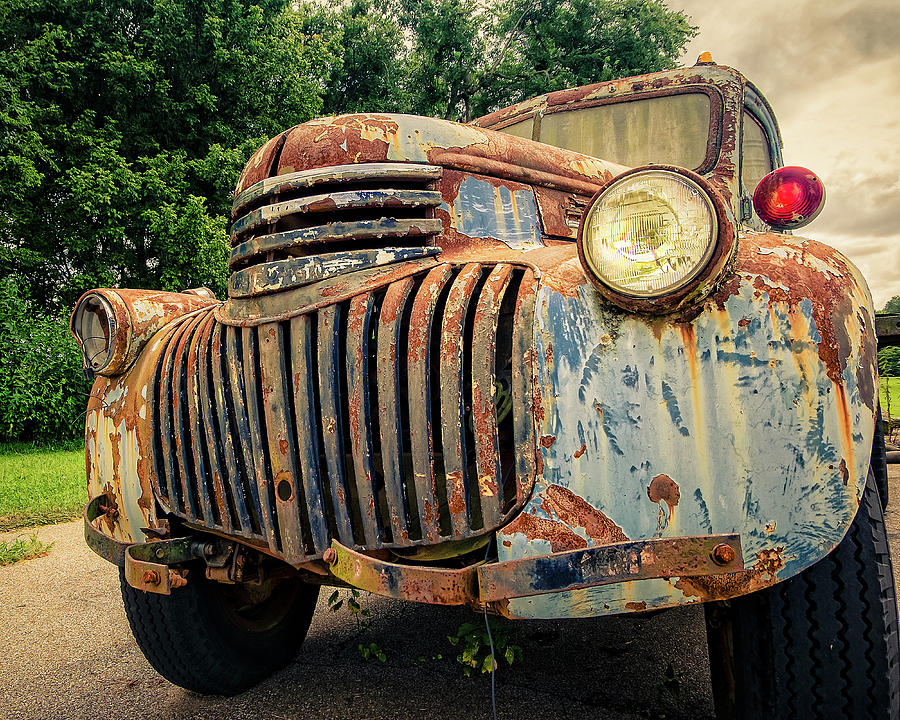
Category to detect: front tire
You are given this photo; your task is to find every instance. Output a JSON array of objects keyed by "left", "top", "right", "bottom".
[
  {"left": 706, "top": 472, "right": 900, "bottom": 719},
  {"left": 121, "top": 568, "right": 319, "bottom": 695}
]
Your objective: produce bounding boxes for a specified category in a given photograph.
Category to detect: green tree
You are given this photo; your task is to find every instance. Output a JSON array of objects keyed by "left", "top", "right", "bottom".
[
  {"left": 317, "top": 0, "right": 408, "bottom": 114},
  {"left": 0, "top": 279, "right": 89, "bottom": 442},
  {"left": 319, "top": 0, "right": 697, "bottom": 122},
  {"left": 0, "top": 0, "right": 339, "bottom": 312},
  {"left": 879, "top": 347, "right": 900, "bottom": 377},
  {"left": 880, "top": 296, "right": 900, "bottom": 314}
]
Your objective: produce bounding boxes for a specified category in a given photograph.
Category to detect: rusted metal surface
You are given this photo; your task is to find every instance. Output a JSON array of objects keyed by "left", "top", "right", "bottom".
[
  {"left": 80, "top": 62, "right": 878, "bottom": 623},
  {"left": 471, "top": 264, "right": 513, "bottom": 528},
  {"left": 150, "top": 263, "right": 537, "bottom": 565},
  {"left": 473, "top": 64, "right": 747, "bottom": 211},
  {"left": 123, "top": 538, "right": 200, "bottom": 595},
  {"left": 71, "top": 288, "right": 217, "bottom": 377},
  {"left": 228, "top": 247, "right": 440, "bottom": 299},
  {"left": 83, "top": 495, "right": 129, "bottom": 567},
  {"left": 347, "top": 292, "right": 382, "bottom": 546},
  {"left": 243, "top": 115, "right": 623, "bottom": 200},
  {"left": 377, "top": 278, "right": 416, "bottom": 543},
  {"left": 325, "top": 533, "right": 741, "bottom": 608},
  {"left": 408, "top": 265, "right": 455, "bottom": 542},
  {"left": 233, "top": 162, "right": 443, "bottom": 219},
  {"left": 218, "top": 257, "right": 439, "bottom": 327},
  {"left": 326, "top": 540, "right": 480, "bottom": 606},
  {"left": 231, "top": 188, "right": 443, "bottom": 239},
  {"left": 230, "top": 218, "right": 443, "bottom": 271},
  {"left": 479, "top": 534, "right": 743, "bottom": 603},
  {"left": 498, "top": 230, "right": 877, "bottom": 618},
  {"left": 440, "top": 264, "right": 484, "bottom": 538}
]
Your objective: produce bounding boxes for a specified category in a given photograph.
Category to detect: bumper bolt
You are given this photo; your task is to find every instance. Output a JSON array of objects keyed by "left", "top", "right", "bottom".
[
  {"left": 322, "top": 548, "right": 338, "bottom": 566},
  {"left": 711, "top": 543, "right": 736, "bottom": 566},
  {"left": 142, "top": 570, "right": 161, "bottom": 585}
]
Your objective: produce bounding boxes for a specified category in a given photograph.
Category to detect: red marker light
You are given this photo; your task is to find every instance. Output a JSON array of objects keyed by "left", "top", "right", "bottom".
[{"left": 753, "top": 166, "right": 826, "bottom": 230}]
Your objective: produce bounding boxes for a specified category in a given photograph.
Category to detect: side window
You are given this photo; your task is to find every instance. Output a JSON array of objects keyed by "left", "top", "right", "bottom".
[
  {"left": 536, "top": 93, "right": 712, "bottom": 170},
  {"left": 741, "top": 111, "right": 773, "bottom": 192}
]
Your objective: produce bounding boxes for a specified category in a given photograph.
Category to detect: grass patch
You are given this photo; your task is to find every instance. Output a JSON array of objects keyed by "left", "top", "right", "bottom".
[
  {"left": 0, "top": 442, "right": 87, "bottom": 531},
  {"left": 0, "top": 533, "right": 53, "bottom": 565},
  {"left": 880, "top": 377, "right": 900, "bottom": 420}
]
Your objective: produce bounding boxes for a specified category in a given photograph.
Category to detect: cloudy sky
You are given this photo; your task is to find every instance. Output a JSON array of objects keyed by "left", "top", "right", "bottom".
[{"left": 674, "top": 0, "right": 900, "bottom": 308}]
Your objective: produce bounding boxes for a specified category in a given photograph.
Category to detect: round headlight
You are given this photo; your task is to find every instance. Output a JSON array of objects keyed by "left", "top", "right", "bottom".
[
  {"left": 579, "top": 169, "right": 718, "bottom": 299},
  {"left": 71, "top": 293, "right": 115, "bottom": 373}
]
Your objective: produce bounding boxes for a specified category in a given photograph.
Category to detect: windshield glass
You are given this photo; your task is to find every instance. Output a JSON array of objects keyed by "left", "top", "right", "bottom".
[{"left": 521, "top": 93, "right": 712, "bottom": 170}]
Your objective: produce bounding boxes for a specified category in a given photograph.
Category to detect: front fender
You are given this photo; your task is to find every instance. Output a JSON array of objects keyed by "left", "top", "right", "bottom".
[{"left": 499, "top": 231, "right": 877, "bottom": 618}]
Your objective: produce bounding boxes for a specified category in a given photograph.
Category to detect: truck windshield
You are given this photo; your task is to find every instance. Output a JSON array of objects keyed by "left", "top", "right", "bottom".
[{"left": 504, "top": 93, "right": 712, "bottom": 171}]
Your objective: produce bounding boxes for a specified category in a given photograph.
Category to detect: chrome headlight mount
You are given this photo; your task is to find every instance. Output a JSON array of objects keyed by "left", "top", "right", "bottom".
[{"left": 577, "top": 166, "right": 736, "bottom": 315}]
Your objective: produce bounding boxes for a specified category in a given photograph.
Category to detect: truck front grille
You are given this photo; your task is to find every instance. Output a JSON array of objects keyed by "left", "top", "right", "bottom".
[
  {"left": 227, "top": 163, "right": 445, "bottom": 299},
  {"left": 151, "top": 263, "right": 537, "bottom": 563}
]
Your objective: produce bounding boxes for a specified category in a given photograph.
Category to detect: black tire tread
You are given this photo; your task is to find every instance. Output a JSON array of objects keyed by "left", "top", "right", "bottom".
[{"left": 121, "top": 568, "right": 318, "bottom": 695}]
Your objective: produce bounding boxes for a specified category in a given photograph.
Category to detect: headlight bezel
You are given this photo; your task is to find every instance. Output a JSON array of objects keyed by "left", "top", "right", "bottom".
[
  {"left": 576, "top": 165, "right": 736, "bottom": 315},
  {"left": 71, "top": 292, "right": 117, "bottom": 375}
]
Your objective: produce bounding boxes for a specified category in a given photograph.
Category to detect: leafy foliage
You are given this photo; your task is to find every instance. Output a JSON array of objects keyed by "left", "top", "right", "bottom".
[
  {"left": 320, "top": 0, "right": 697, "bottom": 121},
  {"left": 881, "top": 296, "right": 900, "bottom": 315},
  {"left": 448, "top": 620, "right": 523, "bottom": 676},
  {"left": 0, "top": 279, "right": 90, "bottom": 442},
  {"left": 879, "top": 346, "right": 900, "bottom": 377},
  {"left": 0, "top": 0, "right": 339, "bottom": 311},
  {"left": 358, "top": 641, "right": 387, "bottom": 662}
]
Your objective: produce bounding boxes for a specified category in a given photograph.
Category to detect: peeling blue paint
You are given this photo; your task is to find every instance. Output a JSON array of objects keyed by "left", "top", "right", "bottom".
[
  {"left": 443, "top": 176, "right": 542, "bottom": 249},
  {"left": 499, "top": 258, "right": 875, "bottom": 618}
]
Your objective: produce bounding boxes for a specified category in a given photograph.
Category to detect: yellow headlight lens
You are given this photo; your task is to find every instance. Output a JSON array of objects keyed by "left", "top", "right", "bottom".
[{"left": 580, "top": 170, "right": 717, "bottom": 297}]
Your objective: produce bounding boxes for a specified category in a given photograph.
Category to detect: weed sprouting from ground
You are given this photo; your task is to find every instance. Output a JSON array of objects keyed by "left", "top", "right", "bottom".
[{"left": 0, "top": 534, "right": 53, "bottom": 565}]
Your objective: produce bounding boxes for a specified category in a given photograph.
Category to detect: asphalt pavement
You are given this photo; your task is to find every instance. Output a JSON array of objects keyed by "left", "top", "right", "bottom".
[{"left": 3, "top": 464, "right": 900, "bottom": 720}]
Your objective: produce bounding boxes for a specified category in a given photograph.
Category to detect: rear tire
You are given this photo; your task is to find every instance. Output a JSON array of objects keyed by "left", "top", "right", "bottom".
[
  {"left": 705, "top": 472, "right": 900, "bottom": 719},
  {"left": 121, "top": 568, "right": 319, "bottom": 695}
]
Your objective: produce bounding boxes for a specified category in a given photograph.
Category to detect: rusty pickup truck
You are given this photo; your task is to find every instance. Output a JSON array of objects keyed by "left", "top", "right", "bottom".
[{"left": 71, "top": 58, "right": 898, "bottom": 719}]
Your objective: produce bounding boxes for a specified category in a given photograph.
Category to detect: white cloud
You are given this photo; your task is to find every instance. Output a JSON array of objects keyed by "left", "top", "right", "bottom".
[{"left": 673, "top": 0, "right": 900, "bottom": 307}]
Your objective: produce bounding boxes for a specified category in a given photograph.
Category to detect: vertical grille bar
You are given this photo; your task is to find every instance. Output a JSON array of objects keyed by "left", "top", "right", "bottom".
[
  {"left": 221, "top": 325, "right": 263, "bottom": 537},
  {"left": 210, "top": 325, "right": 252, "bottom": 533},
  {"left": 188, "top": 314, "right": 221, "bottom": 527},
  {"left": 156, "top": 323, "right": 184, "bottom": 510},
  {"left": 171, "top": 313, "right": 207, "bottom": 518},
  {"left": 258, "top": 323, "right": 304, "bottom": 561},
  {"left": 408, "top": 264, "right": 454, "bottom": 542},
  {"left": 318, "top": 305, "right": 355, "bottom": 543},
  {"left": 237, "top": 326, "right": 279, "bottom": 549},
  {"left": 511, "top": 270, "right": 537, "bottom": 505},
  {"left": 377, "top": 277, "right": 415, "bottom": 542},
  {"left": 472, "top": 264, "right": 514, "bottom": 529},
  {"left": 439, "top": 263, "right": 483, "bottom": 537},
  {"left": 289, "top": 314, "right": 329, "bottom": 554},
  {"left": 347, "top": 293, "right": 382, "bottom": 547}
]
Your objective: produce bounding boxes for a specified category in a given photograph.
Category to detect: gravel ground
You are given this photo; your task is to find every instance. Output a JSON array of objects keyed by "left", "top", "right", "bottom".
[{"left": 3, "top": 465, "right": 899, "bottom": 720}]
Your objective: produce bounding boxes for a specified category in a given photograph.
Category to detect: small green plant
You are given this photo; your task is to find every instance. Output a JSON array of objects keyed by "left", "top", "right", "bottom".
[
  {"left": 448, "top": 621, "right": 523, "bottom": 677},
  {"left": 358, "top": 641, "right": 386, "bottom": 662},
  {"left": 328, "top": 588, "right": 372, "bottom": 630},
  {"left": 0, "top": 534, "right": 53, "bottom": 565}
]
